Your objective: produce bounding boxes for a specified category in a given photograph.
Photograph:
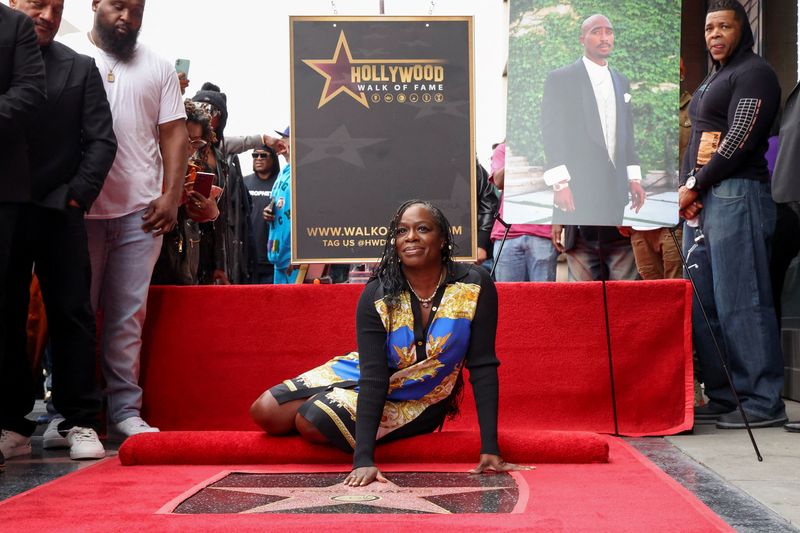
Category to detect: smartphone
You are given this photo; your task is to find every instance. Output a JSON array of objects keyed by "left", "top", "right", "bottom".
[
  {"left": 175, "top": 58, "right": 191, "bottom": 77},
  {"left": 192, "top": 171, "right": 214, "bottom": 198}
]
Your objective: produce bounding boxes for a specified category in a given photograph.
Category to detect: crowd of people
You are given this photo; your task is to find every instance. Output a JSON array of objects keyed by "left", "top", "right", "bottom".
[{"left": 1, "top": 0, "right": 798, "bottom": 480}]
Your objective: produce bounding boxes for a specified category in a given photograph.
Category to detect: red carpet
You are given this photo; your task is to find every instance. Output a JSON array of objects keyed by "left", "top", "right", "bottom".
[
  {"left": 0, "top": 437, "right": 731, "bottom": 532},
  {"left": 118, "top": 429, "right": 609, "bottom": 466},
  {"left": 140, "top": 280, "right": 693, "bottom": 437}
]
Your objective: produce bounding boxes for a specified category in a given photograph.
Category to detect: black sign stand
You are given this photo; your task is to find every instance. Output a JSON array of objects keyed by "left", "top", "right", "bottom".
[
  {"left": 489, "top": 213, "right": 511, "bottom": 279},
  {"left": 491, "top": 216, "right": 621, "bottom": 435},
  {"left": 597, "top": 240, "right": 620, "bottom": 436}
]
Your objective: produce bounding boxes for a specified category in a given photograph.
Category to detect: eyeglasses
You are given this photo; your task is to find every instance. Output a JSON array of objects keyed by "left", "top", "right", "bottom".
[
  {"left": 189, "top": 138, "right": 208, "bottom": 149},
  {"left": 252, "top": 152, "right": 272, "bottom": 159}
]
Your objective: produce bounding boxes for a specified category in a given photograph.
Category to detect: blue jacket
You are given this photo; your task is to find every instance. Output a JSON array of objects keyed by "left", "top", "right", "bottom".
[{"left": 267, "top": 164, "right": 292, "bottom": 269}]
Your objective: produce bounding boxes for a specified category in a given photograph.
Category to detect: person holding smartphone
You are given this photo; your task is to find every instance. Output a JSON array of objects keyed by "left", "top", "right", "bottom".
[
  {"left": 151, "top": 100, "right": 218, "bottom": 285},
  {"left": 175, "top": 58, "right": 190, "bottom": 95}
]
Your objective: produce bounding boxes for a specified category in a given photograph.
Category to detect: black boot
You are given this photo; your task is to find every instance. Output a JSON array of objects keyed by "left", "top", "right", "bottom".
[{"left": 694, "top": 401, "right": 734, "bottom": 423}]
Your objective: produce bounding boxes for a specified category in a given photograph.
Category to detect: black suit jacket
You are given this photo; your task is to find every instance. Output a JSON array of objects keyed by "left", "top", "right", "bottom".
[
  {"left": 30, "top": 41, "right": 116, "bottom": 211},
  {"left": 541, "top": 59, "right": 639, "bottom": 226},
  {"left": 0, "top": 5, "right": 46, "bottom": 204},
  {"left": 772, "top": 81, "right": 800, "bottom": 203}
]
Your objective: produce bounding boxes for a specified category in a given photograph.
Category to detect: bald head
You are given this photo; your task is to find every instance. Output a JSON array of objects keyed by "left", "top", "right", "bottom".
[{"left": 580, "top": 14, "right": 615, "bottom": 65}]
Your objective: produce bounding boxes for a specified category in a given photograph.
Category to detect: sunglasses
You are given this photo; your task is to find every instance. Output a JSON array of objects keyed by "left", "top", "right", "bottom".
[{"left": 252, "top": 152, "right": 272, "bottom": 159}]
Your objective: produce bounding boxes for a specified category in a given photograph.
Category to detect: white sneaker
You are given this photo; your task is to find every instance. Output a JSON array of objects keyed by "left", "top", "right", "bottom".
[
  {"left": 66, "top": 427, "right": 105, "bottom": 460},
  {"left": 110, "top": 416, "right": 159, "bottom": 440},
  {"left": 42, "top": 416, "right": 69, "bottom": 449},
  {"left": 0, "top": 430, "right": 32, "bottom": 459}
]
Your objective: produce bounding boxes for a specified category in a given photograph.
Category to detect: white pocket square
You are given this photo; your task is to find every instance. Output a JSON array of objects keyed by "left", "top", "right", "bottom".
[{"left": 624, "top": 93, "right": 632, "bottom": 103}]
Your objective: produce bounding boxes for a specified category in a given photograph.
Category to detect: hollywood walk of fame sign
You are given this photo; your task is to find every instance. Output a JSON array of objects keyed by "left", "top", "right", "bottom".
[
  {"left": 171, "top": 472, "right": 523, "bottom": 514},
  {"left": 290, "top": 17, "right": 476, "bottom": 263}
]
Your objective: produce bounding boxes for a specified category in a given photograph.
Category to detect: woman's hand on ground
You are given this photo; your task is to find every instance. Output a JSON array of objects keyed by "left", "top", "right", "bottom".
[
  {"left": 344, "top": 466, "right": 387, "bottom": 486},
  {"left": 469, "top": 454, "right": 535, "bottom": 474}
]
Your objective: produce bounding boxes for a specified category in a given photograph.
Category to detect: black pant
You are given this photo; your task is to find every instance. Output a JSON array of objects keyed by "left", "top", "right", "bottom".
[
  {"left": 0, "top": 204, "right": 24, "bottom": 433},
  {"left": 770, "top": 202, "right": 800, "bottom": 321},
  {"left": 0, "top": 205, "right": 101, "bottom": 435},
  {"left": 253, "top": 263, "right": 275, "bottom": 285}
]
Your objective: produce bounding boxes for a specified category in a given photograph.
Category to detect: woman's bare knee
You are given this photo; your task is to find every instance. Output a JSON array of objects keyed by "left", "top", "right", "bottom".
[
  {"left": 249, "top": 391, "right": 299, "bottom": 435},
  {"left": 295, "top": 413, "right": 329, "bottom": 444}
]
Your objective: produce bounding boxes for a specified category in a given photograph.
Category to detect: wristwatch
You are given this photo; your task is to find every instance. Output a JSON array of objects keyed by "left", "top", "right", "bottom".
[
  {"left": 685, "top": 175, "right": 697, "bottom": 190},
  {"left": 553, "top": 181, "right": 569, "bottom": 192}
]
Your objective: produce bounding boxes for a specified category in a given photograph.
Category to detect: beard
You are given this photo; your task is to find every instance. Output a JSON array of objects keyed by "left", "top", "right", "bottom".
[{"left": 95, "top": 19, "right": 140, "bottom": 61}]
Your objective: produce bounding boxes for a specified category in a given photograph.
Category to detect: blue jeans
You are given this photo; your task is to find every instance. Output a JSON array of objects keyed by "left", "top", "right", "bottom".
[
  {"left": 566, "top": 233, "right": 638, "bottom": 281},
  {"left": 492, "top": 235, "right": 558, "bottom": 282},
  {"left": 86, "top": 209, "right": 163, "bottom": 424},
  {"left": 683, "top": 179, "right": 785, "bottom": 419}
]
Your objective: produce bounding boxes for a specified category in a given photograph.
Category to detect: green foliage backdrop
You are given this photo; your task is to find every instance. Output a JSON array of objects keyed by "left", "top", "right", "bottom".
[{"left": 507, "top": 0, "right": 681, "bottom": 173}]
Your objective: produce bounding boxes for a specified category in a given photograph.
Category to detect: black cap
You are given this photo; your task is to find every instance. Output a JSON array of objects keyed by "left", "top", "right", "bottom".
[{"left": 192, "top": 82, "right": 228, "bottom": 137}]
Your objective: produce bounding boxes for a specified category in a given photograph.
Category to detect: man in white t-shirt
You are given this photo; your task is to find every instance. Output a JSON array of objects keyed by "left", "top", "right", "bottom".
[{"left": 61, "top": 0, "right": 187, "bottom": 438}]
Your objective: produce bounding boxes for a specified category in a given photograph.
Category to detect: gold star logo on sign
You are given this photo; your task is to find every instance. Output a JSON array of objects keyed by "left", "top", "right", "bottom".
[{"left": 303, "top": 32, "right": 369, "bottom": 109}]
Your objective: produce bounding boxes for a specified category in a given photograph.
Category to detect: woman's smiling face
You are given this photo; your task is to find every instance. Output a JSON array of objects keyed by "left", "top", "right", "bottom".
[{"left": 395, "top": 204, "right": 444, "bottom": 269}]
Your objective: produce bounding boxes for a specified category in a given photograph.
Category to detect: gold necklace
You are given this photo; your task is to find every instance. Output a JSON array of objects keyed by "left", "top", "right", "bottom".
[
  {"left": 408, "top": 268, "right": 445, "bottom": 309},
  {"left": 88, "top": 31, "right": 121, "bottom": 83}
]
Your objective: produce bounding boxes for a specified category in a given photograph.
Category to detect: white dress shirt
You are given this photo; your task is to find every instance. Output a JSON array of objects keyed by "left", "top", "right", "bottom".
[{"left": 582, "top": 55, "right": 617, "bottom": 163}]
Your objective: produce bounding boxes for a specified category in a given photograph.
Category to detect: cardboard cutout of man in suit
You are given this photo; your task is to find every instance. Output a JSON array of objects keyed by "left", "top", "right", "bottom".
[{"left": 541, "top": 14, "right": 645, "bottom": 226}]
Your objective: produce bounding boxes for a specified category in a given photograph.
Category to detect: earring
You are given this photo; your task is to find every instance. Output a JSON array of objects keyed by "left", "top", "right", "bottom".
[{"left": 390, "top": 238, "right": 395, "bottom": 245}]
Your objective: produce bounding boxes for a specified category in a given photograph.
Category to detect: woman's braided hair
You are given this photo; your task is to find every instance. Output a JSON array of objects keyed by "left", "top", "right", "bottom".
[
  {"left": 370, "top": 200, "right": 464, "bottom": 420},
  {"left": 371, "top": 199, "right": 456, "bottom": 309},
  {"left": 184, "top": 99, "right": 217, "bottom": 146}
]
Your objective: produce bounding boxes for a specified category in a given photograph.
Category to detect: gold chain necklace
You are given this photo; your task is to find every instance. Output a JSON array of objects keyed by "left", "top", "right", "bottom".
[
  {"left": 408, "top": 268, "right": 445, "bottom": 309},
  {"left": 88, "top": 31, "right": 121, "bottom": 83}
]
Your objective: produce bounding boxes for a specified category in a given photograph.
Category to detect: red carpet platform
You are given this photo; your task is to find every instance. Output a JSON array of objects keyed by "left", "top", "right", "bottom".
[
  {"left": 0, "top": 438, "right": 731, "bottom": 532},
  {"left": 8, "top": 283, "right": 710, "bottom": 529},
  {"left": 139, "top": 280, "right": 693, "bottom": 437},
  {"left": 119, "top": 429, "right": 609, "bottom": 466}
]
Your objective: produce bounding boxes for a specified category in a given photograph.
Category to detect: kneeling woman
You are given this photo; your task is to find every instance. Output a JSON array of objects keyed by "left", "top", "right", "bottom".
[{"left": 250, "top": 200, "right": 525, "bottom": 485}]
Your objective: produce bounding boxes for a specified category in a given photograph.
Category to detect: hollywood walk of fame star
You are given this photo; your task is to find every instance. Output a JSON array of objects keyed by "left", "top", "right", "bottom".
[
  {"left": 297, "top": 125, "right": 386, "bottom": 168},
  {"left": 303, "top": 31, "right": 369, "bottom": 109},
  {"left": 208, "top": 477, "right": 513, "bottom": 514},
  {"left": 302, "top": 31, "right": 446, "bottom": 110}
]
